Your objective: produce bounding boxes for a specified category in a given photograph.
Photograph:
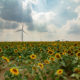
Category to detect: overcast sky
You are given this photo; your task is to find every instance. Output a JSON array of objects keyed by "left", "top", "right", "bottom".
[{"left": 0, "top": 0, "right": 80, "bottom": 41}]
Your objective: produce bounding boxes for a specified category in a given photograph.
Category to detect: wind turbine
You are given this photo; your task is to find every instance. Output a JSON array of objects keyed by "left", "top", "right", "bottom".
[{"left": 16, "top": 23, "right": 28, "bottom": 41}]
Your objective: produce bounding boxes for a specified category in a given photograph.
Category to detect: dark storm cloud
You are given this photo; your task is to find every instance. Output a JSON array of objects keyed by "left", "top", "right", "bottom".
[
  {"left": 0, "top": 0, "right": 23, "bottom": 22},
  {"left": 4, "top": 22, "right": 18, "bottom": 29},
  {"left": 0, "top": 0, "right": 34, "bottom": 30},
  {"left": 0, "top": 19, "right": 19, "bottom": 29},
  {"left": 23, "top": 4, "right": 34, "bottom": 31}
]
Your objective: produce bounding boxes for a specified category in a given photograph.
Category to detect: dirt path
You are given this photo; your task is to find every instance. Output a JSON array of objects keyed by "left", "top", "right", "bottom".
[{"left": 0, "top": 67, "right": 9, "bottom": 80}]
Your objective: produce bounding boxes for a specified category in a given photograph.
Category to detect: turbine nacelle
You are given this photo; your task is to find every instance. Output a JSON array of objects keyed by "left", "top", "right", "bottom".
[{"left": 16, "top": 24, "right": 28, "bottom": 41}]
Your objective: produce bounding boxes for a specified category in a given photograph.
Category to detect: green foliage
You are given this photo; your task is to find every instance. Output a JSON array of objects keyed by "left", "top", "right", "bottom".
[{"left": 0, "top": 42, "right": 80, "bottom": 80}]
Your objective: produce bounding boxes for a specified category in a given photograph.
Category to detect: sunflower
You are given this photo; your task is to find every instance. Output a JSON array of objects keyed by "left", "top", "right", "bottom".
[
  {"left": 48, "top": 50, "right": 54, "bottom": 55},
  {"left": 60, "top": 52, "right": 66, "bottom": 55},
  {"left": 76, "top": 52, "right": 80, "bottom": 58},
  {"left": 56, "top": 69, "right": 63, "bottom": 75},
  {"left": 44, "top": 60, "right": 50, "bottom": 64},
  {"left": 4, "top": 46, "right": 9, "bottom": 49},
  {"left": 74, "top": 43, "right": 77, "bottom": 46},
  {"left": 67, "top": 50, "right": 72, "bottom": 55},
  {"left": 75, "top": 50, "right": 78, "bottom": 53},
  {"left": 38, "top": 63, "right": 44, "bottom": 69},
  {"left": 14, "top": 49, "right": 18, "bottom": 53},
  {"left": 32, "top": 66, "right": 37, "bottom": 71},
  {"left": 10, "top": 67, "right": 19, "bottom": 75},
  {"left": 40, "top": 48, "right": 43, "bottom": 52},
  {"left": 23, "top": 44, "right": 26, "bottom": 47},
  {"left": 48, "top": 47, "right": 51, "bottom": 50},
  {"left": 74, "top": 68, "right": 80, "bottom": 73},
  {"left": 19, "top": 56, "right": 21, "bottom": 59},
  {"left": 22, "top": 47, "right": 26, "bottom": 50},
  {"left": 0, "top": 48, "right": 2, "bottom": 53},
  {"left": 49, "top": 57, "right": 55, "bottom": 61},
  {"left": 2, "top": 56, "right": 10, "bottom": 62},
  {"left": 55, "top": 53, "right": 61, "bottom": 59},
  {"left": 30, "top": 54, "right": 36, "bottom": 59},
  {"left": 74, "top": 68, "right": 79, "bottom": 73}
]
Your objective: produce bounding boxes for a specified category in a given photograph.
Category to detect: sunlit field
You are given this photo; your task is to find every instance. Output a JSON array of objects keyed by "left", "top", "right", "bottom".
[{"left": 0, "top": 41, "right": 80, "bottom": 80}]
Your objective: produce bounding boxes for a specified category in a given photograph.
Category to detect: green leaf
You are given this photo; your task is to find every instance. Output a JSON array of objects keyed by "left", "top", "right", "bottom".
[
  {"left": 23, "top": 76, "right": 28, "bottom": 80},
  {"left": 4, "top": 71, "right": 10, "bottom": 77},
  {"left": 43, "top": 76, "right": 47, "bottom": 80},
  {"left": 5, "top": 77, "right": 10, "bottom": 80},
  {"left": 35, "top": 74, "right": 40, "bottom": 80},
  {"left": 56, "top": 77, "right": 60, "bottom": 80}
]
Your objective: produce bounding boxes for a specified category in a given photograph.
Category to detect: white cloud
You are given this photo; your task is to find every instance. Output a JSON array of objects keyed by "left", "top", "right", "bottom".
[
  {"left": 32, "top": 11, "right": 56, "bottom": 24},
  {"left": 75, "top": 6, "right": 80, "bottom": 16},
  {"left": 31, "top": 10, "right": 57, "bottom": 32},
  {"left": 60, "top": 0, "right": 64, "bottom": 4},
  {"left": 73, "top": 0, "right": 80, "bottom": 3},
  {"left": 67, "top": 6, "right": 72, "bottom": 10},
  {"left": 60, "top": 11, "right": 80, "bottom": 41},
  {"left": 22, "top": 0, "right": 38, "bottom": 9},
  {"left": 46, "top": 24, "right": 57, "bottom": 33}
]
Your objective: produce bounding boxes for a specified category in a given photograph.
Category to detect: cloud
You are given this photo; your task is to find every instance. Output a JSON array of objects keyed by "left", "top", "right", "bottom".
[
  {"left": 61, "top": 8, "right": 80, "bottom": 36},
  {"left": 32, "top": 11, "right": 56, "bottom": 32},
  {"left": 0, "top": 29, "right": 21, "bottom": 41},
  {"left": 0, "top": 0, "right": 80, "bottom": 41},
  {"left": 53, "top": 5, "right": 80, "bottom": 41},
  {"left": 0, "top": 0, "right": 23, "bottom": 22},
  {"left": 0, "top": 18, "right": 19, "bottom": 29},
  {"left": 75, "top": 6, "right": 80, "bottom": 16},
  {"left": 65, "top": 6, "right": 80, "bottom": 35},
  {"left": 0, "top": 0, "right": 34, "bottom": 30},
  {"left": 63, "top": 19, "right": 80, "bottom": 34},
  {"left": 73, "top": 0, "right": 80, "bottom": 3}
]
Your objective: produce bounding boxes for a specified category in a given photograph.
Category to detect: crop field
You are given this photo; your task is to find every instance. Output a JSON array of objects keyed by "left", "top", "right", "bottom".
[{"left": 0, "top": 41, "right": 80, "bottom": 80}]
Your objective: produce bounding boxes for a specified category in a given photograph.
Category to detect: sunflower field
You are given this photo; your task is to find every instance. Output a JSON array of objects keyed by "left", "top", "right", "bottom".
[{"left": 0, "top": 41, "right": 80, "bottom": 80}]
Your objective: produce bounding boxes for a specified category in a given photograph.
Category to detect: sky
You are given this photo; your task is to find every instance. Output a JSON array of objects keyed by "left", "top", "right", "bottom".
[{"left": 0, "top": 0, "right": 80, "bottom": 41}]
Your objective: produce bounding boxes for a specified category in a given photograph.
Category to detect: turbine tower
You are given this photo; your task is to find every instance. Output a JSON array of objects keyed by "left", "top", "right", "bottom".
[{"left": 22, "top": 24, "right": 23, "bottom": 41}]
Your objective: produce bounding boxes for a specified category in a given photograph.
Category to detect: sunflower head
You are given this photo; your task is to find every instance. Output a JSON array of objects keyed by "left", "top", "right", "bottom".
[
  {"left": 22, "top": 47, "right": 26, "bottom": 50},
  {"left": 0, "top": 48, "right": 2, "bottom": 53},
  {"left": 49, "top": 57, "right": 55, "bottom": 61},
  {"left": 55, "top": 53, "right": 61, "bottom": 59},
  {"left": 44, "top": 60, "right": 50, "bottom": 64},
  {"left": 76, "top": 52, "right": 80, "bottom": 58},
  {"left": 19, "top": 56, "right": 21, "bottom": 59},
  {"left": 60, "top": 52, "right": 66, "bottom": 55},
  {"left": 48, "top": 50, "right": 54, "bottom": 55},
  {"left": 56, "top": 69, "right": 63, "bottom": 75},
  {"left": 32, "top": 66, "right": 37, "bottom": 71},
  {"left": 30, "top": 54, "right": 36, "bottom": 59},
  {"left": 23, "top": 44, "right": 26, "bottom": 47},
  {"left": 14, "top": 49, "right": 18, "bottom": 53},
  {"left": 2, "top": 56, "right": 10, "bottom": 62},
  {"left": 67, "top": 50, "right": 72, "bottom": 54},
  {"left": 38, "top": 63, "right": 44, "bottom": 69},
  {"left": 48, "top": 47, "right": 51, "bottom": 50},
  {"left": 40, "top": 48, "right": 43, "bottom": 52},
  {"left": 5, "top": 46, "right": 9, "bottom": 49},
  {"left": 10, "top": 67, "right": 19, "bottom": 75},
  {"left": 74, "top": 68, "right": 80, "bottom": 73},
  {"left": 75, "top": 50, "right": 78, "bottom": 53}
]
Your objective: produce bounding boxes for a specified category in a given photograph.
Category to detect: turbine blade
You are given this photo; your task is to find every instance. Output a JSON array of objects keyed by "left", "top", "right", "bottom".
[{"left": 23, "top": 30, "right": 28, "bottom": 35}]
